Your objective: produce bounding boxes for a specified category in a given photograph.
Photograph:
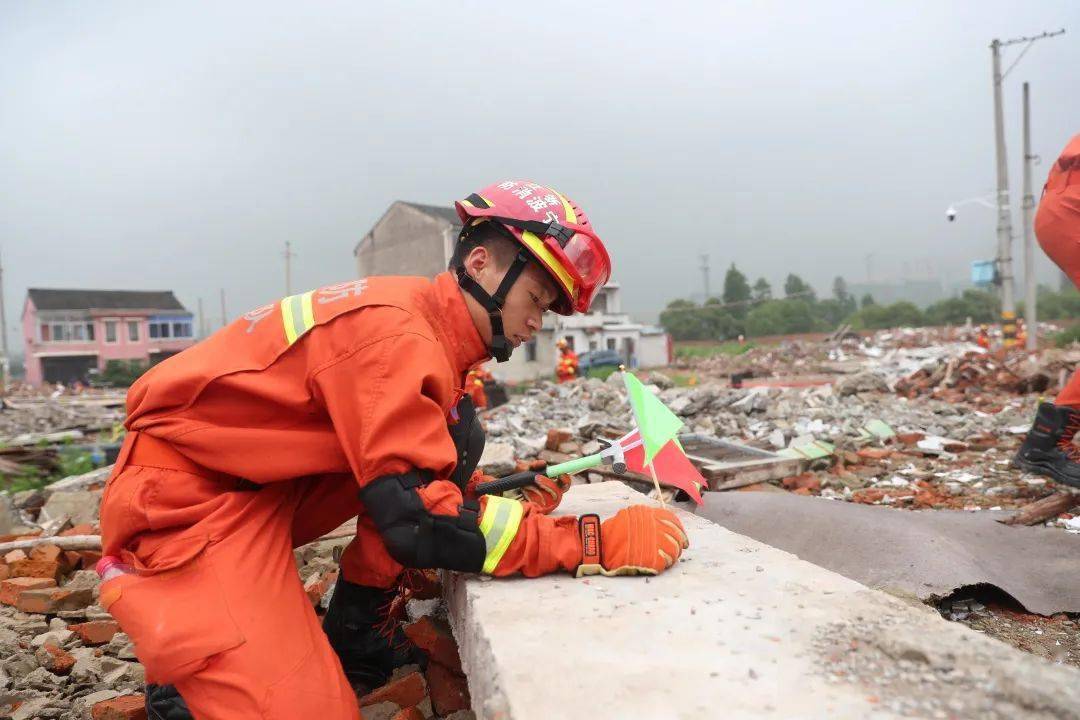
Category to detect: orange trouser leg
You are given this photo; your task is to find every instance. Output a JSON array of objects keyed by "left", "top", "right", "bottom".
[
  {"left": 289, "top": 472, "right": 403, "bottom": 590},
  {"left": 100, "top": 466, "right": 360, "bottom": 720},
  {"left": 1035, "top": 186, "right": 1080, "bottom": 407},
  {"left": 1056, "top": 371, "right": 1080, "bottom": 408}
]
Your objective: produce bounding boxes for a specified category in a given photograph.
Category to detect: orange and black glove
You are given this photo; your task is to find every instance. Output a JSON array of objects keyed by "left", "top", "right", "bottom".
[
  {"left": 576, "top": 506, "right": 689, "bottom": 577},
  {"left": 464, "top": 470, "right": 489, "bottom": 503},
  {"left": 508, "top": 474, "right": 571, "bottom": 515}
]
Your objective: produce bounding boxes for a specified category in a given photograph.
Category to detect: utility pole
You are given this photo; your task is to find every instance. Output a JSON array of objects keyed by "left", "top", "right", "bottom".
[
  {"left": 197, "top": 297, "right": 206, "bottom": 340},
  {"left": 699, "top": 253, "right": 710, "bottom": 301},
  {"left": 219, "top": 288, "right": 227, "bottom": 329},
  {"left": 0, "top": 249, "right": 8, "bottom": 394},
  {"left": 284, "top": 241, "right": 295, "bottom": 295},
  {"left": 989, "top": 28, "right": 1064, "bottom": 347},
  {"left": 1021, "top": 81, "right": 1038, "bottom": 352}
]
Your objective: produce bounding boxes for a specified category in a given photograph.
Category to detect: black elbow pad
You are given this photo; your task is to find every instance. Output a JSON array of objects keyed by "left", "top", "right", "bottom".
[{"left": 359, "top": 470, "right": 485, "bottom": 573}]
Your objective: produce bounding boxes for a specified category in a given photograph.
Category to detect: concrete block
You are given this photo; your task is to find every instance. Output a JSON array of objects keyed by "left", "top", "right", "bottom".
[
  {"left": 477, "top": 443, "right": 516, "bottom": 477},
  {"left": 40, "top": 490, "right": 101, "bottom": 526},
  {"left": 446, "top": 482, "right": 1080, "bottom": 720}
]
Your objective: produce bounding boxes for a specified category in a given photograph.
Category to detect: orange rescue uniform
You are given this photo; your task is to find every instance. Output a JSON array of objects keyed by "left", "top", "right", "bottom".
[
  {"left": 100, "top": 272, "right": 581, "bottom": 719},
  {"left": 1037, "top": 134, "right": 1080, "bottom": 407}
]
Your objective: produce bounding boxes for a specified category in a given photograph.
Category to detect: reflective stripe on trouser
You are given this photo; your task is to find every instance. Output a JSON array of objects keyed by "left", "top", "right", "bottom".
[
  {"left": 479, "top": 496, "right": 524, "bottom": 574},
  {"left": 280, "top": 291, "right": 316, "bottom": 345}
]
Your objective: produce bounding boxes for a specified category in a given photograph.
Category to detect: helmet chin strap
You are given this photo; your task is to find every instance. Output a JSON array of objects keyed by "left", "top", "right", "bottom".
[{"left": 456, "top": 249, "right": 531, "bottom": 363}]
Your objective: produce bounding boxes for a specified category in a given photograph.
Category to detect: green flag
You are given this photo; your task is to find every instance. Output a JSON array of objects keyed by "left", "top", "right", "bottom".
[{"left": 623, "top": 372, "right": 685, "bottom": 463}]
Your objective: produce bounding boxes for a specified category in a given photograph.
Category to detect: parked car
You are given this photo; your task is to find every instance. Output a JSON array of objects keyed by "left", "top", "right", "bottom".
[{"left": 577, "top": 349, "right": 623, "bottom": 373}]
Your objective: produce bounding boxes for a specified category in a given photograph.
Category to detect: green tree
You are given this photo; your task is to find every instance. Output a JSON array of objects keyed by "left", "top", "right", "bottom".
[
  {"left": 815, "top": 299, "right": 852, "bottom": 328},
  {"left": 660, "top": 298, "right": 743, "bottom": 341},
  {"left": 746, "top": 299, "right": 819, "bottom": 336},
  {"left": 659, "top": 299, "right": 705, "bottom": 340},
  {"left": 861, "top": 293, "right": 876, "bottom": 308},
  {"left": 1032, "top": 287, "right": 1080, "bottom": 320},
  {"left": 784, "top": 274, "right": 815, "bottom": 301},
  {"left": 752, "top": 277, "right": 772, "bottom": 302},
  {"left": 723, "top": 264, "right": 752, "bottom": 305},
  {"left": 924, "top": 290, "right": 999, "bottom": 325},
  {"left": 832, "top": 276, "right": 857, "bottom": 316},
  {"left": 850, "top": 301, "right": 924, "bottom": 330}
]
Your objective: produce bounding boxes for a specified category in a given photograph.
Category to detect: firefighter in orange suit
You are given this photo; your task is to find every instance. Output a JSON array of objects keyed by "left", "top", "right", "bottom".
[
  {"left": 465, "top": 366, "right": 492, "bottom": 409},
  {"left": 555, "top": 338, "right": 579, "bottom": 382},
  {"left": 99, "top": 180, "right": 689, "bottom": 719}
]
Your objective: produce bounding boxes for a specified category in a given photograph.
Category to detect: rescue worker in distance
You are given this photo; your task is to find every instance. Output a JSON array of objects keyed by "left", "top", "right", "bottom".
[{"left": 99, "top": 180, "right": 690, "bottom": 719}]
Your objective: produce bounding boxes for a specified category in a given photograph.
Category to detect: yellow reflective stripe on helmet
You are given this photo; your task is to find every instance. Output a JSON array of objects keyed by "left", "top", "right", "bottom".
[
  {"left": 479, "top": 495, "right": 524, "bottom": 574},
  {"left": 280, "top": 290, "right": 316, "bottom": 345},
  {"left": 520, "top": 231, "right": 577, "bottom": 300},
  {"left": 552, "top": 190, "right": 577, "bottom": 223}
]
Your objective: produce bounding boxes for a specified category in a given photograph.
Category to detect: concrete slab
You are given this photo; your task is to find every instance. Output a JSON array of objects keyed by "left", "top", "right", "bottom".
[
  {"left": 447, "top": 482, "right": 1080, "bottom": 720},
  {"left": 697, "top": 491, "right": 1080, "bottom": 615}
]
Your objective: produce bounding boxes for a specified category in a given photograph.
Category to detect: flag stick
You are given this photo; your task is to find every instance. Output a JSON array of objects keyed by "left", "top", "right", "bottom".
[{"left": 646, "top": 460, "right": 667, "bottom": 508}]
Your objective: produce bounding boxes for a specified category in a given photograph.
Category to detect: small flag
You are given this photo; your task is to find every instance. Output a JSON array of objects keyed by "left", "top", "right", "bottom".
[
  {"left": 623, "top": 372, "right": 684, "bottom": 463},
  {"left": 620, "top": 430, "right": 707, "bottom": 505}
]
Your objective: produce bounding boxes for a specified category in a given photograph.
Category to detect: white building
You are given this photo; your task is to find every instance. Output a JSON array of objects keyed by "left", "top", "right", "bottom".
[{"left": 355, "top": 201, "right": 670, "bottom": 382}]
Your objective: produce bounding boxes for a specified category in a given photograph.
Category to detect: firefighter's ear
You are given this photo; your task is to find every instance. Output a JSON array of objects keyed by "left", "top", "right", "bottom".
[{"left": 463, "top": 245, "right": 494, "bottom": 285}]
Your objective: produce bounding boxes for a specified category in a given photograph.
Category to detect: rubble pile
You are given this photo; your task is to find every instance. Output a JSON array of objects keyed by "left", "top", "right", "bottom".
[
  {"left": 895, "top": 348, "right": 1080, "bottom": 405},
  {"left": 0, "top": 467, "right": 475, "bottom": 719},
  {"left": 0, "top": 388, "right": 126, "bottom": 446}
]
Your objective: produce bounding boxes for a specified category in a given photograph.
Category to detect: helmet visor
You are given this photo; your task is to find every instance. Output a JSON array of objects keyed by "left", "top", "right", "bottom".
[{"left": 559, "top": 232, "right": 611, "bottom": 312}]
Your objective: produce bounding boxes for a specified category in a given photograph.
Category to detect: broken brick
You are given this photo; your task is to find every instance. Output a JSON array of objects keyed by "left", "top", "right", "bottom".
[
  {"left": 3, "top": 549, "right": 27, "bottom": 565},
  {"left": 425, "top": 661, "right": 470, "bottom": 716},
  {"left": 59, "top": 523, "right": 98, "bottom": 537},
  {"left": 545, "top": 428, "right": 572, "bottom": 451},
  {"left": 781, "top": 473, "right": 821, "bottom": 493},
  {"left": 17, "top": 586, "right": 94, "bottom": 614},
  {"left": 70, "top": 620, "right": 121, "bottom": 645},
  {"left": 29, "top": 543, "right": 63, "bottom": 564},
  {"left": 304, "top": 568, "right": 338, "bottom": 607},
  {"left": 91, "top": 695, "right": 147, "bottom": 720},
  {"left": 0, "top": 577, "right": 57, "bottom": 606},
  {"left": 78, "top": 550, "right": 104, "bottom": 569},
  {"left": 35, "top": 642, "right": 75, "bottom": 675},
  {"left": 403, "top": 616, "right": 462, "bottom": 674},
  {"left": 359, "top": 670, "right": 427, "bottom": 709},
  {"left": 62, "top": 550, "right": 83, "bottom": 571},
  {"left": 9, "top": 558, "right": 62, "bottom": 582},
  {"left": 390, "top": 708, "right": 425, "bottom": 720},
  {"left": 895, "top": 432, "right": 925, "bottom": 445}
]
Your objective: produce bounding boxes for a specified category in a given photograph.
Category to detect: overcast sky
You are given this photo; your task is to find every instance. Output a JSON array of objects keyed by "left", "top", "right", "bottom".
[{"left": 2, "top": 1, "right": 1077, "bottom": 350}]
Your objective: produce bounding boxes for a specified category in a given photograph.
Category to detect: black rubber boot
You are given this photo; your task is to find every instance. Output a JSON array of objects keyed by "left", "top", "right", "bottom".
[
  {"left": 322, "top": 576, "right": 424, "bottom": 695},
  {"left": 1012, "top": 402, "right": 1080, "bottom": 488},
  {"left": 145, "top": 684, "right": 193, "bottom": 720}
]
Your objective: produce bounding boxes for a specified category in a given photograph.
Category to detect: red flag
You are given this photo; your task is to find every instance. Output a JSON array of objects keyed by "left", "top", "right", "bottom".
[{"left": 620, "top": 431, "right": 707, "bottom": 504}]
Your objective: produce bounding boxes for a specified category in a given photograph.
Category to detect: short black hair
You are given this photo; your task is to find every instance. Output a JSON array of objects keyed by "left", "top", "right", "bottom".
[{"left": 448, "top": 220, "right": 527, "bottom": 272}]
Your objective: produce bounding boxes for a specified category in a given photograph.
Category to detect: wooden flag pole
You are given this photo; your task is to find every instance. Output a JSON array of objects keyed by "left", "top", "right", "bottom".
[{"left": 646, "top": 461, "right": 666, "bottom": 508}]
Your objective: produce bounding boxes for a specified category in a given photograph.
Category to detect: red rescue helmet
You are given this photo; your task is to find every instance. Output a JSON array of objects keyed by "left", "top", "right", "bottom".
[{"left": 455, "top": 181, "right": 611, "bottom": 315}]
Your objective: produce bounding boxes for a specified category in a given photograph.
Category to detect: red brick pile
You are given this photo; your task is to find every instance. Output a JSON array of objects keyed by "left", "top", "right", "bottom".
[
  {"left": 894, "top": 351, "right": 1055, "bottom": 406},
  {"left": 352, "top": 613, "right": 472, "bottom": 719}
]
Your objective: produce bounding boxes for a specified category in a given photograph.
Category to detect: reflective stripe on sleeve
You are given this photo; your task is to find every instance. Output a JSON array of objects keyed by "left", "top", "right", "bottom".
[
  {"left": 280, "top": 290, "right": 316, "bottom": 345},
  {"left": 479, "top": 495, "right": 525, "bottom": 574}
]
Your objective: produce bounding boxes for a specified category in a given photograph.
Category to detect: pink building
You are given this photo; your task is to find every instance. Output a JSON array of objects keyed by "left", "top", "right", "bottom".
[{"left": 21, "top": 289, "right": 197, "bottom": 386}]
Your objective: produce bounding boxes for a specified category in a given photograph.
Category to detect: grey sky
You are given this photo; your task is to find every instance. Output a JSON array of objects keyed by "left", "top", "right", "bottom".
[{"left": 2, "top": 1, "right": 1077, "bottom": 350}]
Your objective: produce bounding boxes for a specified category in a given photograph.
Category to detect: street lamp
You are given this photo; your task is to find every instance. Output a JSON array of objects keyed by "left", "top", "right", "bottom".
[{"left": 945, "top": 194, "right": 996, "bottom": 222}]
